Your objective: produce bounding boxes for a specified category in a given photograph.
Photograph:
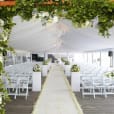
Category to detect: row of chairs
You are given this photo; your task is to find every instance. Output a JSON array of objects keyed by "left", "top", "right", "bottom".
[
  {"left": 3, "top": 62, "right": 51, "bottom": 99},
  {"left": 65, "top": 62, "right": 114, "bottom": 98},
  {"left": 78, "top": 63, "right": 114, "bottom": 98},
  {"left": 63, "top": 62, "right": 108, "bottom": 77},
  {"left": 2, "top": 74, "right": 29, "bottom": 100},
  {"left": 81, "top": 75, "right": 114, "bottom": 98}
]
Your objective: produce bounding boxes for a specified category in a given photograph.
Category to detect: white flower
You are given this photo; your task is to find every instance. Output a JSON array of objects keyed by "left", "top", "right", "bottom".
[
  {"left": 0, "top": 54, "right": 3, "bottom": 63},
  {"left": 0, "top": 19, "right": 4, "bottom": 27},
  {"left": 0, "top": 29, "right": 9, "bottom": 41}
]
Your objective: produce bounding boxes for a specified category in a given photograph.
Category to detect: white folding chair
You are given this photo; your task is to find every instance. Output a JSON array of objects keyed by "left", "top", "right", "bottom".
[
  {"left": 93, "top": 76, "right": 104, "bottom": 98},
  {"left": 81, "top": 76, "right": 94, "bottom": 98},
  {"left": 18, "top": 76, "right": 29, "bottom": 100},
  {"left": 103, "top": 77, "right": 114, "bottom": 98},
  {"left": 5, "top": 76, "right": 18, "bottom": 99}
]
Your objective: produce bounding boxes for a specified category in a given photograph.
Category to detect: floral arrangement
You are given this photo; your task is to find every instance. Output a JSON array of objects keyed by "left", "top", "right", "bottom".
[
  {"left": 106, "top": 71, "right": 114, "bottom": 78},
  {"left": 64, "top": 61, "right": 70, "bottom": 65},
  {"left": 33, "top": 64, "right": 41, "bottom": 72},
  {"left": 71, "top": 64, "right": 80, "bottom": 72},
  {"left": 61, "top": 57, "right": 66, "bottom": 63},
  {"left": 42, "top": 60, "right": 48, "bottom": 65}
]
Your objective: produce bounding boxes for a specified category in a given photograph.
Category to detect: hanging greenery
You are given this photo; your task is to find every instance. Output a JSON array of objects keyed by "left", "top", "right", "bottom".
[
  {"left": 65, "top": 0, "right": 114, "bottom": 37},
  {"left": 0, "top": 0, "right": 114, "bottom": 37},
  {"left": 1, "top": 0, "right": 114, "bottom": 113},
  {"left": 16, "top": 0, "right": 34, "bottom": 20},
  {"left": 0, "top": 18, "right": 13, "bottom": 114}
]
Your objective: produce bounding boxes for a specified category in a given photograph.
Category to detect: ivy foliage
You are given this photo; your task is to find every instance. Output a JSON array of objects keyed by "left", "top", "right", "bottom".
[
  {"left": 0, "top": 0, "right": 114, "bottom": 37},
  {"left": 0, "top": 75, "right": 10, "bottom": 114},
  {"left": 1, "top": 0, "right": 114, "bottom": 113},
  {"left": 16, "top": 0, "right": 34, "bottom": 20},
  {"left": 65, "top": 0, "right": 114, "bottom": 37}
]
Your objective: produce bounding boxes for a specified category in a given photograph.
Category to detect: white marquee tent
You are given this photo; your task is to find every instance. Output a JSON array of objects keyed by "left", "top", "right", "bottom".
[{"left": 9, "top": 16, "right": 114, "bottom": 53}]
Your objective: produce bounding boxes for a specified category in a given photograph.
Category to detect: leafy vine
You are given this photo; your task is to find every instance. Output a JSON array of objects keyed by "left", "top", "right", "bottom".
[{"left": 1, "top": 0, "right": 114, "bottom": 113}]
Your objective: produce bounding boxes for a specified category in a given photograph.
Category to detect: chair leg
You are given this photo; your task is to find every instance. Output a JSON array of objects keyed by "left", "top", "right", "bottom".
[
  {"left": 93, "top": 88, "right": 95, "bottom": 99},
  {"left": 14, "top": 95, "right": 16, "bottom": 99},
  {"left": 104, "top": 87, "right": 107, "bottom": 98}
]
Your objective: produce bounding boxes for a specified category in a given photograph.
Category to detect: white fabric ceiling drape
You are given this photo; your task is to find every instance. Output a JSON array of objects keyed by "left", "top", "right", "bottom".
[{"left": 9, "top": 16, "right": 114, "bottom": 53}]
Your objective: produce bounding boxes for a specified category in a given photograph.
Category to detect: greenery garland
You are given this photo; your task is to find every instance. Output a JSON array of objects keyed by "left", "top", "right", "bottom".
[
  {"left": 71, "top": 64, "right": 80, "bottom": 72},
  {"left": 0, "top": 1, "right": 34, "bottom": 112},
  {"left": 66, "top": 0, "right": 114, "bottom": 37},
  {"left": 1, "top": 0, "right": 114, "bottom": 113}
]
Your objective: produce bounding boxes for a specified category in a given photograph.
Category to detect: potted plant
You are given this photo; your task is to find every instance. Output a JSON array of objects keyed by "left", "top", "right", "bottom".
[
  {"left": 106, "top": 71, "right": 114, "bottom": 78},
  {"left": 71, "top": 64, "right": 80, "bottom": 92},
  {"left": 42, "top": 60, "right": 48, "bottom": 65},
  {"left": 64, "top": 61, "right": 70, "bottom": 65},
  {"left": 64, "top": 60, "right": 71, "bottom": 77},
  {"left": 61, "top": 57, "right": 66, "bottom": 63},
  {"left": 32, "top": 64, "right": 41, "bottom": 91}
]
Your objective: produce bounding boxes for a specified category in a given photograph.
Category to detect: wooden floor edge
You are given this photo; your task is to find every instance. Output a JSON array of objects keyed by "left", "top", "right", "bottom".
[
  {"left": 31, "top": 66, "right": 52, "bottom": 114},
  {"left": 62, "top": 71, "right": 84, "bottom": 114}
]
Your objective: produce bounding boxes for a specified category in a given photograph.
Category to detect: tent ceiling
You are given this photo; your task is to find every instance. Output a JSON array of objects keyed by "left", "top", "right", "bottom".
[{"left": 8, "top": 16, "right": 114, "bottom": 53}]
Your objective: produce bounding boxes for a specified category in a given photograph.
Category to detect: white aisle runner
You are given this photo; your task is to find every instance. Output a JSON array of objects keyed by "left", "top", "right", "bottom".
[{"left": 32, "top": 64, "right": 82, "bottom": 114}]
